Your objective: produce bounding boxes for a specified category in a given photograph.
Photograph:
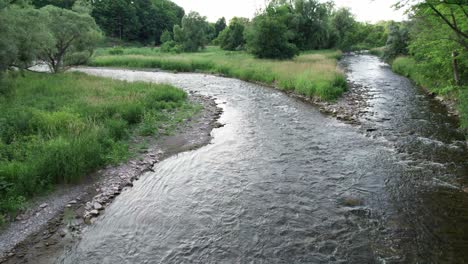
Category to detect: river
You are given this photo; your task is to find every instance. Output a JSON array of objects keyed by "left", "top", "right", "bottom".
[{"left": 58, "top": 55, "right": 467, "bottom": 263}]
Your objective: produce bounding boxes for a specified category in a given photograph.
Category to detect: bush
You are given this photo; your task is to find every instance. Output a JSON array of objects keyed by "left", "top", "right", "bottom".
[{"left": 161, "top": 41, "right": 182, "bottom": 53}]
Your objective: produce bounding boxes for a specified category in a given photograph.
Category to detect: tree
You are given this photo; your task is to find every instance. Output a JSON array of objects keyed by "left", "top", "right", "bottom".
[
  {"left": 245, "top": 4, "right": 299, "bottom": 59},
  {"left": 160, "top": 30, "right": 172, "bottom": 43},
  {"left": 396, "top": 0, "right": 467, "bottom": 50},
  {"left": 40, "top": 5, "right": 102, "bottom": 72},
  {"left": 0, "top": 4, "right": 53, "bottom": 72},
  {"left": 384, "top": 22, "right": 409, "bottom": 60},
  {"left": 331, "top": 8, "right": 357, "bottom": 50},
  {"left": 92, "top": 0, "right": 140, "bottom": 41},
  {"left": 173, "top": 12, "right": 209, "bottom": 52},
  {"left": 214, "top": 17, "right": 227, "bottom": 37},
  {"left": 217, "top": 17, "right": 248, "bottom": 51}
]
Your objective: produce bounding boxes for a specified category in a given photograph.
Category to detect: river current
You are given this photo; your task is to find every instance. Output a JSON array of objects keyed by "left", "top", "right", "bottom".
[{"left": 59, "top": 55, "right": 468, "bottom": 263}]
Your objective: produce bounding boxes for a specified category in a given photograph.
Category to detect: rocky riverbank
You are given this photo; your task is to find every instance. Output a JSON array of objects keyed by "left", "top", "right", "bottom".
[{"left": 0, "top": 93, "right": 223, "bottom": 264}]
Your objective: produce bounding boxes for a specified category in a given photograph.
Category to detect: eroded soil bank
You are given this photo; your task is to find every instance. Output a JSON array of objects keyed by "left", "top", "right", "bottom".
[{"left": 0, "top": 94, "right": 222, "bottom": 264}]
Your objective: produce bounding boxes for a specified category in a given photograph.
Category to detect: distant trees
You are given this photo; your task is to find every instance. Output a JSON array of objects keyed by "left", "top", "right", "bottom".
[
  {"left": 384, "top": 22, "right": 409, "bottom": 60},
  {"left": 214, "top": 17, "right": 227, "bottom": 38},
  {"left": 32, "top": 0, "right": 185, "bottom": 45},
  {"left": 217, "top": 17, "right": 248, "bottom": 51},
  {"left": 245, "top": 4, "right": 298, "bottom": 59},
  {"left": 173, "top": 12, "right": 210, "bottom": 52}
]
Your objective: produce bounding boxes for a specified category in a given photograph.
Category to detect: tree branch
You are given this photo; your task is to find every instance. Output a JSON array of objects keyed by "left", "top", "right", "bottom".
[{"left": 427, "top": 3, "right": 468, "bottom": 39}]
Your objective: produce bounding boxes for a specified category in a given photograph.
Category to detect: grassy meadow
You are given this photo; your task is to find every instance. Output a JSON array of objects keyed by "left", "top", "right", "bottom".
[
  {"left": 392, "top": 56, "right": 468, "bottom": 131},
  {"left": 90, "top": 46, "right": 347, "bottom": 101},
  {"left": 0, "top": 71, "right": 198, "bottom": 222}
]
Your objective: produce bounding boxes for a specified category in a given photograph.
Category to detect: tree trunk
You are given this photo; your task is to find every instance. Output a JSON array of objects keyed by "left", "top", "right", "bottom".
[{"left": 452, "top": 51, "right": 460, "bottom": 85}]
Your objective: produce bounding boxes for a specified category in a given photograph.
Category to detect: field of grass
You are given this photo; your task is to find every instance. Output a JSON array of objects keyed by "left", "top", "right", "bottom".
[
  {"left": 392, "top": 56, "right": 468, "bottom": 131},
  {"left": 0, "top": 71, "right": 198, "bottom": 223},
  {"left": 90, "top": 46, "right": 346, "bottom": 101}
]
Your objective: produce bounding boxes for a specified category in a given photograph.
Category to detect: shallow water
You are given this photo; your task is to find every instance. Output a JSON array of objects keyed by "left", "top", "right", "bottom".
[{"left": 60, "top": 55, "right": 467, "bottom": 263}]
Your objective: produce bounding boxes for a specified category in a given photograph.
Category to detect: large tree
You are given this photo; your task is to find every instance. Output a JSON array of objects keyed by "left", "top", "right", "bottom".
[
  {"left": 245, "top": 4, "right": 299, "bottom": 59},
  {"left": 173, "top": 12, "right": 209, "bottom": 52},
  {"left": 40, "top": 5, "right": 102, "bottom": 72},
  {"left": 217, "top": 17, "right": 249, "bottom": 51},
  {"left": 0, "top": 4, "right": 53, "bottom": 72}
]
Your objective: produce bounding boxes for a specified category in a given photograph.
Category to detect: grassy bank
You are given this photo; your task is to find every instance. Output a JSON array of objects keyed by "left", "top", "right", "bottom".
[
  {"left": 392, "top": 56, "right": 468, "bottom": 131},
  {"left": 0, "top": 72, "right": 198, "bottom": 223},
  {"left": 90, "top": 47, "right": 346, "bottom": 101}
]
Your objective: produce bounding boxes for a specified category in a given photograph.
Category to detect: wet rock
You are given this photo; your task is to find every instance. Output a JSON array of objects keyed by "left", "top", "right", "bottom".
[
  {"left": 93, "top": 202, "right": 103, "bottom": 210},
  {"left": 39, "top": 203, "right": 48, "bottom": 209},
  {"left": 366, "top": 128, "right": 378, "bottom": 132},
  {"left": 89, "top": 210, "right": 99, "bottom": 216},
  {"left": 68, "top": 200, "right": 77, "bottom": 205}
]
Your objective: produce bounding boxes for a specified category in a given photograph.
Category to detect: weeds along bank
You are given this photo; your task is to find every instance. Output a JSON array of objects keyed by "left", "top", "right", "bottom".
[
  {"left": 89, "top": 47, "right": 347, "bottom": 101},
  {"left": 391, "top": 56, "right": 468, "bottom": 132},
  {"left": 0, "top": 72, "right": 199, "bottom": 223}
]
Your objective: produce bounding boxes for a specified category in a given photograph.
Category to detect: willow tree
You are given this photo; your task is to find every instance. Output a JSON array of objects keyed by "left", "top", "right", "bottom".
[{"left": 40, "top": 5, "right": 102, "bottom": 72}]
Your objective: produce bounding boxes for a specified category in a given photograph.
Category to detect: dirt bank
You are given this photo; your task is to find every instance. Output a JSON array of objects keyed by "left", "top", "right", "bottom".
[{"left": 0, "top": 93, "right": 222, "bottom": 264}]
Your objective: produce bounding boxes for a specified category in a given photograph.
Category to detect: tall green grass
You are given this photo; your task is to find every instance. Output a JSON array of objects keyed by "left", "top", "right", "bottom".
[
  {"left": 90, "top": 47, "right": 346, "bottom": 101},
  {"left": 0, "top": 72, "right": 197, "bottom": 220},
  {"left": 392, "top": 56, "right": 468, "bottom": 132}
]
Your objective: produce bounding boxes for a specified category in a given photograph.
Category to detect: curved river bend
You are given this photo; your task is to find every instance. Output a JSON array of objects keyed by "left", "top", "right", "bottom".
[{"left": 60, "top": 55, "right": 467, "bottom": 263}]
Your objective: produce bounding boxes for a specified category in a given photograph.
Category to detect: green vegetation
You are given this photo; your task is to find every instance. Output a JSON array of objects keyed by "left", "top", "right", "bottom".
[
  {"left": 215, "top": 17, "right": 248, "bottom": 51},
  {"left": 90, "top": 47, "right": 346, "bottom": 100},
  {"left": 0, "top": 1, "right": 101, "bottom": 73},
  {"left": 381, "top": 1, "right": 467, "bottom": 132},
  {"left": 0, "top": 71, "right": 197, "bottom": 219},
  {"left": 392, "top": 56, "right": 468, "bottom": 130}
]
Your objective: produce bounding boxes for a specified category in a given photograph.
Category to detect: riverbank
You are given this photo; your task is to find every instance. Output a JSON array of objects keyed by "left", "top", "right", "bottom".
[
  {"left": 0, "top": 71, "right": 200, "bottom": 221},
  {"left": 89, "top": 46, "right": 347, "bottom": 101},
  {"left": 391, "top": 56, "right": 467, "bottom": 133},
  {"left": 0, "top": 90, "right": 222, "bottom": 263}
]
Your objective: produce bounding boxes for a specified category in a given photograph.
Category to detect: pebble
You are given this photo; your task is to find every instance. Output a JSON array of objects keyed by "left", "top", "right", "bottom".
[
  {"left": 39, "top": 203, "right": 48, "bottom": 209},
  {"left": 68, "top": 200, "right": 77, "bottom": 205}
]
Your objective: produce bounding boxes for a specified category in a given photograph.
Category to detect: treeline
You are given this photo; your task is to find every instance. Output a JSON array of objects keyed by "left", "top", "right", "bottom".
[
  {"left": 158, "top": 0, "right": 390, "bottom": 58},
  {"left": 31, "top": 0, "right": 185, "bottom": 45}
]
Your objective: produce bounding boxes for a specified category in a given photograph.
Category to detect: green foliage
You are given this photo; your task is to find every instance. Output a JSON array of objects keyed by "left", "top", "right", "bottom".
[
  {"left": 384, "top": 22, "right": 409, "bottom": 60},
  {"left": 214, "top": 17, "right": 227, "bottom": 38},
  {"left": 173, "top": 11, "right": 210, "bottom": 52},
  {"left": 0, "top": 5, "right": 54, "bottom": 72},
  {"left": 160, "top": 30, "right": 172, "bottom": 44},
  {"left": 91, "top": 0, "right": 184, "bottom": 44},
  {"left": 0, "top": 71, "right": 195, "bottom": 218},
  {"left": 245, "top": 4, "right": 299, "bottom": 59},
  {"left": 40, "top": 5, "right": 102, "bottom": 72},
  {"left": 160, "top": 41, "right": 182, "bottom": 53},
  {"left": 217, "top": 17, "right": 248, "bottom": 51}
]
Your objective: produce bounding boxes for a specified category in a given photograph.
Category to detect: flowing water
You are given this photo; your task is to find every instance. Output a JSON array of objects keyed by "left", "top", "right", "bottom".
[{"left": 60, "top": 55, "right": 467, "bottom": 263}]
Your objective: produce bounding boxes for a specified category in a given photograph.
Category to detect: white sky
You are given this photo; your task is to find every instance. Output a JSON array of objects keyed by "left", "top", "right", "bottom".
[{"left": 171, "top": 0, "right": 406, "bottom": 23}]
